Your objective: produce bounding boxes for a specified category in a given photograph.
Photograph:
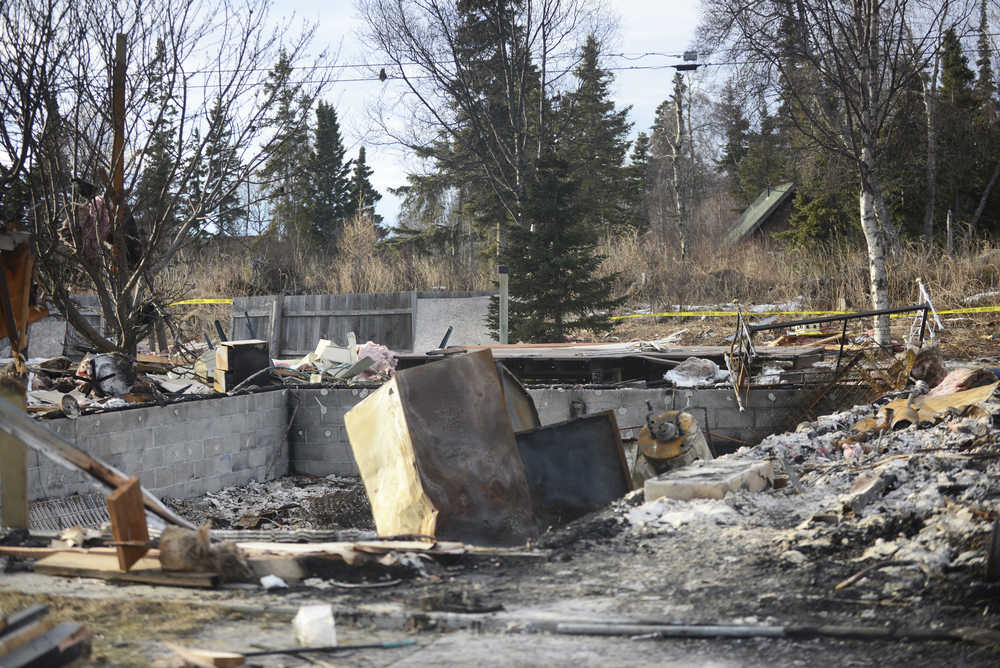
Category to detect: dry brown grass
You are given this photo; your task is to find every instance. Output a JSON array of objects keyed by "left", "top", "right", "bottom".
[
  {"left": 597, "top": 232, "right": 1000, "bottom": 313},
  {"left": 0, "top": 590, "right": 288, "bottom": 666},
  {"left": 158, "top": 211, "right": 1000, "bottom": 346},
  {"left": 160, "top": 216, "right": 491, "bottom": 343}
]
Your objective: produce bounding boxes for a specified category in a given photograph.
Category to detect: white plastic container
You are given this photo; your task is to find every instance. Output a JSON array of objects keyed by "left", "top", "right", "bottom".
[{"left": 292, "top": 604, "right": 337, "bottom": 647}]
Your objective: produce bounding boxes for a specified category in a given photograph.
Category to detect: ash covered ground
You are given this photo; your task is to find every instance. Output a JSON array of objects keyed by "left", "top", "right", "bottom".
[
  {"left": 139, "top": 381, "right": 1000, "bottom": 665},
  {"left": 164, "top": 474, "right": 375, "bottom": 531}
]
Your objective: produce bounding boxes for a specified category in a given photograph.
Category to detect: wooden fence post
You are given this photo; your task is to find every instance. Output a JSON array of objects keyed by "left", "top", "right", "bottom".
[
  {"left": 410, "top": 290, "right": 418, "bottom": 352},
  {"left": 269, "top": 294, "right": 284, "bottom": 357},
  {"left": 0, "top": 376, "right": 28, "bottom": 528}
]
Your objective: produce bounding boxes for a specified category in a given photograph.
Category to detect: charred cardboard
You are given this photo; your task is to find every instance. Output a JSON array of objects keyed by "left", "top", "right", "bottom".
[{"left": 344, "top": 349, "right": 537, "bottom": 546}]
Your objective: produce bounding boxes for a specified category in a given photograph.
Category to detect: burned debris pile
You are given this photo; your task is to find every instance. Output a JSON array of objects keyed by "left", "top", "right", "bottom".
[
  {"left": 622, "top": 347, "right": 1000, "bottom": 601},
  {"left": 163, "top": 475, "right": 375, "bottom": 532},
  {"left": 17, "top": 335, "right": 395, "bottom": 421},
  {"left": 4, "top": 298, "right": 1000, "bottom": 664}
]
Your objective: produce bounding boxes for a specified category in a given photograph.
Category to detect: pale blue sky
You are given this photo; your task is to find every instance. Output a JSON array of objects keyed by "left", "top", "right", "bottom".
[{"left": 272, "top": 0, "right": 702, "bottom": 226}]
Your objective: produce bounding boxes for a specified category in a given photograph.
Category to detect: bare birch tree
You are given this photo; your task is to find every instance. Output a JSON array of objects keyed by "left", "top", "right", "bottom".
[
  {"left": 700, "top": 0, "right": 971, "bottom": 343},
  {"left": 8, "top": 0, "right": 333, "bottom": 355}
]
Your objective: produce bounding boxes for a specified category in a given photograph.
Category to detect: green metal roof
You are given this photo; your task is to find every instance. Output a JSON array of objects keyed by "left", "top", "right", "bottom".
[{"left": 723, "top": 182, "right": 795, "bottom": 246}]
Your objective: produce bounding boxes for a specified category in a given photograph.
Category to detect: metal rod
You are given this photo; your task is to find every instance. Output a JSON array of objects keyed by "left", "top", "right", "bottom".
[
  {"left": 438, "top": 325, "right": 453, "bottom": 349},
  {"left": 835, "top": 318, "right": 848, "bottom": 373},
  {"left": 747, "top": 304, "right": 929, "bottom": 333},
  {"left": 244, "top": 640, "right": 417, "bottom": 657},
  {"left": 227, "top": 367, "right": 272, "bottom": 394}
]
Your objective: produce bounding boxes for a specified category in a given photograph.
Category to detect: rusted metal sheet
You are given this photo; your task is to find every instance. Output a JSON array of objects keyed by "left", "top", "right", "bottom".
[
  {"left": 0, "top": 241, "right": 49, "bottom": 352},
  {"left": 497, "top": 363, "right": 540, "bottom": 432},
  {"left": 515, "top": 410, "right": 632, "bottom": 527},
  {"left": 345, "top": 349, "right": 537, "bottom": 546}
]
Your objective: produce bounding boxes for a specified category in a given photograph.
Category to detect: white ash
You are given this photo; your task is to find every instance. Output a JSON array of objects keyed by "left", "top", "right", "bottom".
[{"left": 624, "top": 383, "right": 1000, "bottom": 585}]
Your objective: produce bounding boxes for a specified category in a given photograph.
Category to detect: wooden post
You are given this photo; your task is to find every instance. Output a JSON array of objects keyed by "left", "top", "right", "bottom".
[
  {"left": 269, "top": 294, "right": 283, "bottom": 358},
  {"left": 111, "top": 34, "right": 126, "bottom": 211},
  {"left": 105, "top": 477, "right": 149, "bottom": 571},
  {"left": 498, "top": 265, "right": 509, "bottom": 345},
  {"left": 0, "top": 375, "right": 28, "bottom": 528},
  {"left": 110, "top": 33, "right": 126, "bottom": 278},
  {"left": 154, "top": 319, "right": 168, "bottom": 353},
  {"left": 409, "top": 290, "right": 418, "bottom": 352}
]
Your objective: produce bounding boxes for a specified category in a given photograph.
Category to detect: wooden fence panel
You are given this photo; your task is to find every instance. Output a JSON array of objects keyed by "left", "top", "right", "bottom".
[{"left": 230, "top": 291, "right": 417, "bottom": 356}]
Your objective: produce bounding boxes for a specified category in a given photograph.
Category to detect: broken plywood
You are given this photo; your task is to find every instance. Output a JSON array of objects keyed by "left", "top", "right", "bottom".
[
  {"left": 32, "top": 552, "right": 219, "bottom": 587},
  {"left": 344, "top": 349, "right": 537, "bottom": 546},
  {"left": 883, "top": 381, "right": 998, "bottom": 425}
]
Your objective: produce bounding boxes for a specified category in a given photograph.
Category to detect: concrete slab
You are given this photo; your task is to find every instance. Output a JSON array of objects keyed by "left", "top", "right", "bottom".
[{"left": 644, "top": 457, "right": 774, "bottom": 502}]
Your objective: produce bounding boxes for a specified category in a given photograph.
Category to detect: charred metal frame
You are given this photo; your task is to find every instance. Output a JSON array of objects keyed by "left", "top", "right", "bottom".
[{"left": 726, "top": 304, "right": 931, "bottom": 411}]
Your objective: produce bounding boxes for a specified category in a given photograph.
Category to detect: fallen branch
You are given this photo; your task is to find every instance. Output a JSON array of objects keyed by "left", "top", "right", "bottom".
[{"left": 835, "top": 559, "right": 916, "bottom": 590}]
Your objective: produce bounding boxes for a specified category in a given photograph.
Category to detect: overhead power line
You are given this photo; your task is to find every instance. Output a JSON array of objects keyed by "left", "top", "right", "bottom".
[
  {"left": 186, "top": 61, "right": 721, "bottom": 89},
  {"left": 182, "top": 50, "right": 701, "bottom": 76}
]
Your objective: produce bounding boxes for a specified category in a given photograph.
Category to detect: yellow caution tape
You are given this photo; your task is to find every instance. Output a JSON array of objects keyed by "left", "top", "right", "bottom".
[
  {"left": 612, "top": 310, "right": 851, "bottom": 320},
  {"left": 165, "top": 298, "right": 1000, "bottom": 318},
  {"left": 168, "top": 298, "right": 234, "bottom": 306},
  {"left": 936, "top": 306, "right": 1000, "bottom": 315},
  {"left": 611, "top": 305, "right": 1000, "bottom": 321}
]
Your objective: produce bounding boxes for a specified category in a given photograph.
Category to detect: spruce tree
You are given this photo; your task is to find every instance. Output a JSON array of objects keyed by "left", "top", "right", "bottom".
[
  {"left": 736, "top": 106, "right": 786, "bottom": 203},
  {"left": 258, "top": 50, "right": 313, "bottom": 241},
  {"left": 308, "top": 101, "right": 352, "bottom": 246},
  {"left": 417, "top": 0, "right": 542, "bottom": 255},
  {"left": 938, "top": 27, "right": 979, "bottom": 222},
  {"left": 203, "top": 96, "right": 246, "bottom": 237},
  {"left": 346, "top": 146, "right": 383, "bottom": 233},
  {"left": 558, "top": 34, "right": 632, "bottom": 234},
  {"left": 975, "top": 0, "right": 995, "bottom": 107},
  {"left": 134, "top": 39, "right": 177, "bottom": 240},
  {"left": 623, "top": 132, "right": 650, "bottom": 230},
  {"left": 715, "top": 80, "right": 750, "bottom": 190},
  {"left": 941, "top": 28, "right": 976, "bottom": 109},
  {"left": 493, "top": 153, "right": 621, "bottom": 342}
]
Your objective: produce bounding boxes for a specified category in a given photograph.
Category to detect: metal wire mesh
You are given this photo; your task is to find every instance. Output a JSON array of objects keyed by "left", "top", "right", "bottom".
[{"left": 28, "top": 493, "right": 109, "bottom": 531}]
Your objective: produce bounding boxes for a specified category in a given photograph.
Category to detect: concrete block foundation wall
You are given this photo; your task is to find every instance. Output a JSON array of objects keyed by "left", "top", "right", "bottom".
[
  {"left": 23, "top": 383, "right": 811, "bottom": 503},
  {"left": 288, "top": 387, "right": 372, "bottom": 476},
  {"left": 30, "top": 389, "right": 289, "bottom": 501},
  {"left": 528, "top": 386, "right": 810, "bottom": 455}
]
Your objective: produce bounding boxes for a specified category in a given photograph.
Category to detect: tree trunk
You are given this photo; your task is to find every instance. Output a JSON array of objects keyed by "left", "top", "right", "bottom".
[
  {"left": 921, "top": 54, "right": 940, "bottom": 240},
  {"left": 860, "top": 177, "right": 891, "bottom": 345},
  {"left": 870, "top": 174, "right": 901, "bottom": 254},
  {"left": 970, "top": 160, "right": 1000, "bottom": 231},
  {"left": 670, "top": 79, "right": 689, "bottom": 261}
]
